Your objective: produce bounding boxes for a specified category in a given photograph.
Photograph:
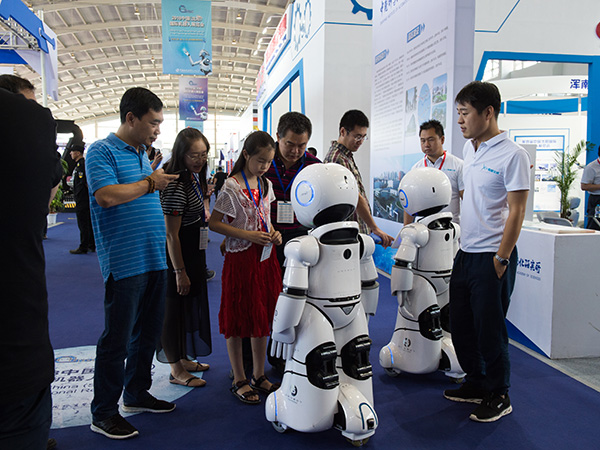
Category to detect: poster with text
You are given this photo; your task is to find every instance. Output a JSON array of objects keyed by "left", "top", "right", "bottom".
[
  {"left": 179, "top": 77, "right": 208, "bottom": 121},
  {"left": 371, "top": 0, "right": 458, "bottom": 232},
  {"left": 162, "top": 0, "right": 212, "bottom": 75}
]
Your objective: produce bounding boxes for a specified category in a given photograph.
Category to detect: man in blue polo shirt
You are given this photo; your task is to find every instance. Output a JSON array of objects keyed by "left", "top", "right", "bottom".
[{"left": 86, "top": 87, "right": 179, "bottom": 440}]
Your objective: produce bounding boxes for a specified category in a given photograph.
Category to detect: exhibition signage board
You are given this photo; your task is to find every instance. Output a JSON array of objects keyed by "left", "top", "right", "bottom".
[
  {"left": 0, "top": 0, "right": 58, "bottom": 99},
  {"left": 179, "top": 77, "right": 208, "bottom": 121},
  {"left": 264, "top": 5, "right": 292, "bottom": 74},
  {"left": 370, "top": 0, "right": 474, "bottom": 235},
  {"left": 162, "top": 0, "right": 212, "bottom": 76}
]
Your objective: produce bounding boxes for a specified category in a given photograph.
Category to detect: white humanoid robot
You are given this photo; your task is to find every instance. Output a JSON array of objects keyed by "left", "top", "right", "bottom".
[
  {"left": 183, "top": 48, "right": 212, "bottom": 75},
  {"left": 379, "top": 167, "right": 465, "bottom": 381},
  {"left": 267, "top": 163, "right": 379, "bottom": 446}
]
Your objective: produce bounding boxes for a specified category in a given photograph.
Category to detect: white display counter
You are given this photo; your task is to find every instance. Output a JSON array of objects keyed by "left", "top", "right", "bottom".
[{"left": 508, "top": 224, "right": 600, "bottom": 359}]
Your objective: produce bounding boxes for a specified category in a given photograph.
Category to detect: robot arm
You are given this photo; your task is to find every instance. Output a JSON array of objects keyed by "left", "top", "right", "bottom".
[
  {"left": 390, "top": 223, "right": 429, "bottom": 298},
  {"left": 394, "top": 222, "right": 429, "bottom": 263},
  {"left": 358, "top": 233, "right": 379, "bottom": 317},
  {"left": 271, "top": 236, "right": 320, "bottom": 360}
]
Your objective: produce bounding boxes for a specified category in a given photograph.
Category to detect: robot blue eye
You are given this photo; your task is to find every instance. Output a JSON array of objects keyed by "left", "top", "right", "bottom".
[
  {"left": 295, "top": 180, "right": 315, "bottom": 206},
  {"left": 398, "top": 189, "right": 408, "bottom": 208}
]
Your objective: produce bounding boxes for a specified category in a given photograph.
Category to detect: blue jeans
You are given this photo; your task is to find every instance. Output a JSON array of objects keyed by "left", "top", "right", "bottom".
[
  {"left": 0, "top": 385, "right": 51, "bottom": 450},
  {"left": 91, "top": 270, "right": 167, "bottom": 422},
  {"left": 449, "top": 250, "right": 517, "bottom": 395}
]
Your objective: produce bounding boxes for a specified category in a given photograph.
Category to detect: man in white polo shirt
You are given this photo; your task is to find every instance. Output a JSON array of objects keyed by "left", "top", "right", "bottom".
[
  {"left": 581, "top": 147, "right": 600, "bottom": 230},
  {"left": 403, "top": 119, "right": 463, "bottom": 224},
  {"left": 443, "top": 81, "right": 530, "bottom": 423}
]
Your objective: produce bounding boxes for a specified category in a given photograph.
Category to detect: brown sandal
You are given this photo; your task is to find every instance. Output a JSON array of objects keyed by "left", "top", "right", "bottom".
[
  {"left": 169, "top": 374, "right": 206, "bottom": 387},
  {"left": 251, "top": 375, "right": 280, "bottom": 394},
  {"left": 231, "top": 380, "right": 260, "bottom": 404},
  {"left": 183, "top": 360, "right": 210, "bottom": 372}
]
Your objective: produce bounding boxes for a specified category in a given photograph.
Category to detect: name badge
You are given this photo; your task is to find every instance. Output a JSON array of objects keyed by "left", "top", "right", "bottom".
[
  {"left": 260, "top": 243, "right": 273, "bottom": 262},
  {"left": 277, "top": 201, "right": 294, "bottom": 224},
  {"left": 199, "top": 226, "right": 209, "bottom": 250}
]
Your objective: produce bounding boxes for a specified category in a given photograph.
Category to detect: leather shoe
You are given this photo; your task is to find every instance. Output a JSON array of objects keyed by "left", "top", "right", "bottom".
[{"left": 70, "top": 248, "right": 87, "bottom": 254}]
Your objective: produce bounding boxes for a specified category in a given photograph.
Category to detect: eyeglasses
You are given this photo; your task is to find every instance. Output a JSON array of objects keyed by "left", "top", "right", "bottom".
[
  {"left": 186, "top": 153, "right": 208, "bottom": 161},
  {"left": 346, "top": 129, "right": 368, "bottom": 142}
]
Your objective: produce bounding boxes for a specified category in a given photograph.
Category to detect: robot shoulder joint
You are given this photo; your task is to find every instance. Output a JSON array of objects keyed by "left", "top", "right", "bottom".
[{"left": 284, "top": 235, "right": 320, "bottom": 266}]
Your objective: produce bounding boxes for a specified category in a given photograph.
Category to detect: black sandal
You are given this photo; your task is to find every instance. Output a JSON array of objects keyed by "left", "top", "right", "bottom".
[
  {"left": 231, "top": 380, "right": 260, "bottom": 405},
  {"left": 251, "top": 375, "right": 280, "bottom": 395}
]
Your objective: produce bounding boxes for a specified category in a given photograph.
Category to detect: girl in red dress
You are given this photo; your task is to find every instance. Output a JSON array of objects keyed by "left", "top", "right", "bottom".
[{"left": 209, "top": 131, "right": 282, "bottom": 404}]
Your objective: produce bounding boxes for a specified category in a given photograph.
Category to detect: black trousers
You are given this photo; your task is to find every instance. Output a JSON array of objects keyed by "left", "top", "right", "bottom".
[
  {"left": 0, "top": 385, "right": 52, "bottom": 450},
  {"left": 449, "top": 249, "right": 518, "bottom": 395},
  {"left": 76, "top": 207, "right": 95, "bottom": 250},
  {"left": 586, "top": 194, "right": 600, "bottom": 230}
]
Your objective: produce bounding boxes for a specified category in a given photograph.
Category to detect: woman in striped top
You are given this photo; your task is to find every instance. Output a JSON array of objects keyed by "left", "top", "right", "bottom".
[{"left": 158, "top": 128, "right": 212, "bottom": 387}]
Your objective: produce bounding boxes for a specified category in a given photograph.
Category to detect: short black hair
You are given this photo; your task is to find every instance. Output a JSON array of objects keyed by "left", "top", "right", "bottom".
[
  {"left": 339, "top": 109, "right": 369, "bottom": 133},
  {"left": 0, "top": 74, "right": 34, "bottom": 94},
  {"left": 455, "top": 81, "right": 501, "bottom": 119},
  {"left": 419, "top": 120, "right": 444, "bottom": 138},
  {"left": 119, "top": 87, "right": 163, "bottom": 124},
  {"left": 277, "top": 111, "right": 312, "bottom": 139}
]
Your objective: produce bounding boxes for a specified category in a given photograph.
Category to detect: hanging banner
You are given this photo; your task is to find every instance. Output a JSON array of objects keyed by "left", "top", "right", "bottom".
[
  {"left": 179, "top": 77, "right": 208, "bottom": 121},
  {"left": 162, "top": 0, "right": 212, "bottom": 75}
]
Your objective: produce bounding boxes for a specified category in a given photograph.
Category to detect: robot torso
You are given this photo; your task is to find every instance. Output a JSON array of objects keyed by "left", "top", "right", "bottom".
[{"left": 306, "top": 221, "right": 362, "bottom": 329}]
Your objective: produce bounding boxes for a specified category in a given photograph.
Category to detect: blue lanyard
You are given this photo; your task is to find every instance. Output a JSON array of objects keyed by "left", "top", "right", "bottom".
[
  {"left": 272, "top": 154, "right": 305, "bottom": 200},
  {"left": 191, "top": 173, "right": 204, "bottom": 203},
  {"left": 241, "top": 171, "right": 269, "bottom": 232}
]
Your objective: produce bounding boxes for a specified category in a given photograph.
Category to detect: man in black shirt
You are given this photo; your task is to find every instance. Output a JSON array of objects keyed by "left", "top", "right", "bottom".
[
  {"left": 69, "top": 142, "right": 96, "bottom": 254},
  {"left": 212, "top": 166, "right": 227, "bottom": 198},
  {"left": 0, "top": 87, "right": 63, "bottom": 449}
]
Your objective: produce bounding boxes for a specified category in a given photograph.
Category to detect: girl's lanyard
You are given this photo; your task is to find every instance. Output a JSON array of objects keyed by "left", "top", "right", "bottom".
[
  {"left": 191, "top": 174, "right": 209, "bottom": 250},
  {"left": 424, "top": 151, "right": 446, "bottom": 170},
  {"left": 273, "top": 155, "right": 305, "bottom": 223},
  {"left": 241, "top": 171, "right": 272, "bottom": 262}
]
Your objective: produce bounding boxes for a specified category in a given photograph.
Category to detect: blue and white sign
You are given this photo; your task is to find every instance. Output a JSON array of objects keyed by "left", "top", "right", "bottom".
[
  {"left": 51, "top": 346, "right": 193, "bottom": 429},
  {"left": 179, "top": 77, "right": 208, "bottom": 121},
  {"left": 162, "top": 0, "right": 212, "bottom": 75}
]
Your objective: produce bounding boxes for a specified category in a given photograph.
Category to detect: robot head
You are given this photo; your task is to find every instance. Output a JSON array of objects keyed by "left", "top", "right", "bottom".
[
  {"left": 291, "top": 163, "right": 359, "bottom": 228},
  {"left": 398, "top": 167, "right": 451, "bottom": 217}
]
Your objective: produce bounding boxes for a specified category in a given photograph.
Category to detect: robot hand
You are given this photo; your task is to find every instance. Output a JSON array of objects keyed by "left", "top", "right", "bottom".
[
  {"left": 271, "top": 328, "right": 296, "bottom": 360},
  {"left": 183, "top": 49, "right": 190, "bottom": 57}
]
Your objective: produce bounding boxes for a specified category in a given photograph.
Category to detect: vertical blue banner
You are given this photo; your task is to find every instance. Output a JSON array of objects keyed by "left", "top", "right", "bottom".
[
  {"left": 179, "top": 77, "right": 208, "bottom": 121},
  {"left": 162, "top": 0, "right": 212, "bottom": 75}
]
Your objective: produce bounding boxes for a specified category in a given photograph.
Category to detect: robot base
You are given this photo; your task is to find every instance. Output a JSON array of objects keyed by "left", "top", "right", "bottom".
[
  {"left": 334, "top": 383, "right": 377, "bottom": 444},
  {"left": 379, "top": 341, "right": 465, "bottom": 380}
]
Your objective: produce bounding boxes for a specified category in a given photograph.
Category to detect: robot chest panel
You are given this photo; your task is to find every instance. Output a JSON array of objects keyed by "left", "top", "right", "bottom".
[
  {"left": 307, "top": 243, "right": 361, "bottom": 299},
  {"left": 414, "top": 228, "right": 455, "bottom": 272}
]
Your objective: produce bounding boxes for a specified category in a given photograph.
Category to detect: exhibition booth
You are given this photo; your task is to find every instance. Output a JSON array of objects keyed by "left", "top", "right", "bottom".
[{"left": 254, "top": 0, "right": 600, "bottom": 360}]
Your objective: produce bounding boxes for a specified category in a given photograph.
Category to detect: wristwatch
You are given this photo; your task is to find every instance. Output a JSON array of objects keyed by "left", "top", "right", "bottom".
[{"left": 494, "top": 254, "right": 510, "bottom": 266}]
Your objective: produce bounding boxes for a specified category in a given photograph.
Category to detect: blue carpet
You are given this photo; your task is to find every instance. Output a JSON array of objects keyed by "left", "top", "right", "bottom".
[{"left": 44, "top": 213, "right": 599, "bottom": 449}]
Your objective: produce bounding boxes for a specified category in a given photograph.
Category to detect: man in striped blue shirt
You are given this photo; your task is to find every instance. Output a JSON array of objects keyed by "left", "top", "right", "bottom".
[{"left": 86, "top": 88, "right": 179, "bottom": 440}]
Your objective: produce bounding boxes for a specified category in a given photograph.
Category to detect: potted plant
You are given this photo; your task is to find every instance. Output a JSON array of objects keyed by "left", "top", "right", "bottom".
[
  {"left": 48, "top": 159, "right": 69, "bottom": 226},
  {"left": 553, "top": 140, "right": 595, "bottom": 219}
]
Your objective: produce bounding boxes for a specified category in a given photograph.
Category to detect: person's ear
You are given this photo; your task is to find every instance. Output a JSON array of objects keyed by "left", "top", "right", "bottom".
[{"left": 125, "top": 111, "right": 136, "bottom": 127}]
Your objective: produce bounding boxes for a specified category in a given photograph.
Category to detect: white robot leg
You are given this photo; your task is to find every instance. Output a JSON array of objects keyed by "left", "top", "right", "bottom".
[
  {"left": 333, "top": 303, "right": 378, "bottom": 442},
  {"left": 440, "top": 336, "right": 466, "bottom": 381},
  {"left": 379, "top": 276, "right": 442, "bottom": 375},
  {"left": 266, "top": 303, "right": 339, "bottom": 433}
]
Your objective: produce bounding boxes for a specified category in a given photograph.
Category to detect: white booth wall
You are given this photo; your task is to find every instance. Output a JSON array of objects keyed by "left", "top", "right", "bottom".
[{"left": 258, "top": 1, "right": 373, "bottom": 191}]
